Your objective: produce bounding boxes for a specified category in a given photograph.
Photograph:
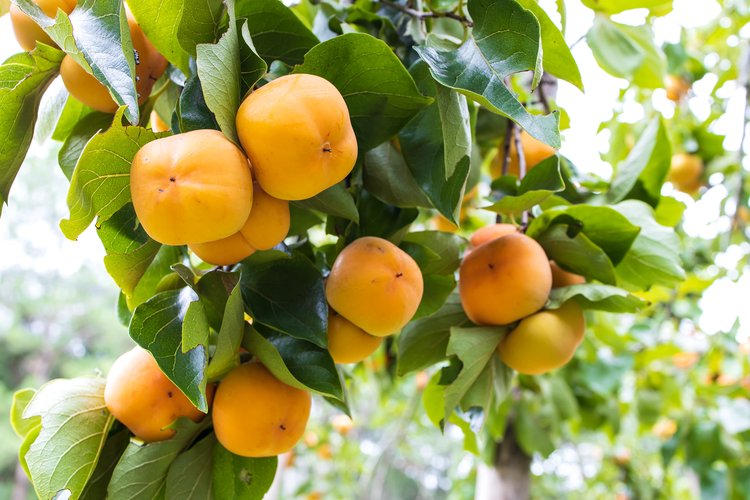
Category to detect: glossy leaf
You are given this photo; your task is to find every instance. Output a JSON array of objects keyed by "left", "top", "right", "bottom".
[
  {"left": 243, "top": 325, "right": 344, "bottom": 401},
  {"left": 547, "top": 284, "right": 648, "bottom": 312},
  {"left": 15, "top": 0, "right": 139, "bottom": 123},
  {"left": 23, "top": 378, "right": 114, "bottom": 500},
  {"left": 60, "top": 108, "right": 166, "bottom": 240},
  {"left": 484, "top": 156, "right": 564, "bottom": 215},
  {"left": 80, "top": 428, "right": 130, "bottom": 500},
  {"left": 416, "top": 0, "right": 560, "bottom": 148},
  {"left": 129, "top": 289, "right": 210, "bottom": 412},
  {"left": 197, "top": 0, "right": 241, "bottom": 141},
  {"left": 212, "top": 441, "right": 277, "bottom": 500},
  {"left": 363, "top": 141, "right": 432, "bottom": 208},
  {"left": 206, "top": 283, "right": 245, "bottom": 380},
  {"left": 164, "top": 434, "right": 214, "bottom": 499},
  {"left": 236, "top": 0, "right": 319, "bottom": 65},
  {"left": 294, "top": 182, "right": 359, "bottom": 223},
  {"left": 238, "top": 251, "right": 328, "bottom": 347}
]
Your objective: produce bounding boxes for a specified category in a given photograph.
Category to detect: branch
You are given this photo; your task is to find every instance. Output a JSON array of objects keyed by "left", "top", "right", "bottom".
[
  {"left": 513, "top": 126, "right": 529, "bottom": 228},
  {"left": 379, "top": 0, "right": 474, "bottom": 27},
  {"left": 495, "top": 121, "right": 516, "bottom": 223}
]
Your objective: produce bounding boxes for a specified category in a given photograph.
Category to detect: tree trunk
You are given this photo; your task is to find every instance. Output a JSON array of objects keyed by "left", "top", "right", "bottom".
[{"left": 475, "top": 423, "right": 531, "bottom": 500}]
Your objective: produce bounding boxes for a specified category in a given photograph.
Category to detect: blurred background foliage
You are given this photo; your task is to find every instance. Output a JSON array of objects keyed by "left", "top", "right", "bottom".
[{"left": 2, "top": 0, "right": 750, "bottom": 498}]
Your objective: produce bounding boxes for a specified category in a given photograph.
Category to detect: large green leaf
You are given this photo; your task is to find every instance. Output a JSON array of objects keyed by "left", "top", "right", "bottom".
[
  {"left": 98, "top": 203, "right": 161, "bottom": 298},
  {"left": 127, "top": 0, "right": 203, "bottom": 75},
  {"left": 613, "top": 200, "right": 685, "bottom": 290},
  {"left": 516, "top": 0, "right": 583, "bottom": 90},
  {"left": 129, "top": 290, "right": 210, "bottom": 412},
  {"left": 164, "top": 434, "right": 214, "bottom": 499},
  {"left": 442, "top": 326, "right": 506, "bottom": 420},
  {"left": 239, "top": 22, "right": 268, "bottom": 97},
  {"left": 535, "top": 224, "right": 617, "bottom": 285},
  {"left": 402, "top": 231, "right": 464, "bottom": 276},
  {"left": 197, "top": 0, "right": 241, "bottom": 142},
  {"left": 296, "top": 33, "right": 431, "bottom": 151},
  {"left": 607, "top": 116, "right": 671, "bottom": 207},
  {"left": 212, "top": 441, "right": 277, "bottom": 500},
  {"left": 398, "top": 62, "right": 471, "bottom": 223},
  {"left": 177, "top": 0, "right": 224, "bottom": 57},
  {"left": 294, "top": 182, "right": 359, "bottom": 223},
  {"left": 363, "top": 142, "right": 432, "bottom": 208},
  {"left": 178, "top": 75, "right": 220, "bottom": 132},
  {"left": 547, "top": 284, "right": 647, "bottom": 312},
  {"left": 0, "top": 45, "right": 64, "bottom": 213},
  {"left": 236, "top": 0, "right": 319, "bottom": 65},
  {"left": 528, "top": 204, "right": 640, "bottom": 265},
  {"left": 397, "top": 294, "right": 470, "bottom": 376},
  {"left": 588, "top": 16, "right": 666, "bottom": 89},
  {"left": 206, "top": 283, "right": 246, "bottom": 380},
  {"left": 80, "top": 428, "right": 130, "bottom": 500},
  {"left": 60, "top": 108, "right": 166, "bottom": 240},
  {"left": 10, "top": 388, "right": 39, "bottom": 439},
  {"left": 243, "top": 325, "right": 344, "bottom": 401},
  {"left": 16, "top": 0, "right": 140, "bottom": 123},
  {"left": 23, "top": 378, "right": 114, "bottom": 500},
  {"left": 238, "top": 251, "right": 327, "bottom": 347},
  {"left": 108, "top": 419, "right": 209, "bottom": 499},
  {"left": 416, "top": 0, "right": 560, "bottom": 148}
]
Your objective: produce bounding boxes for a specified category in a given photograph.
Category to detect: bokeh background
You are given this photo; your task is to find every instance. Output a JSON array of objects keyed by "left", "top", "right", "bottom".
[{"left": 2, "top": 0, "right": 750, "bottom": 498}]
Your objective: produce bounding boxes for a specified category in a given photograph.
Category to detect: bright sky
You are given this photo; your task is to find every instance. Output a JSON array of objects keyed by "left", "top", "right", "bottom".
[{"left": 1, "top": 1, "right": 748, "bottom": 339}]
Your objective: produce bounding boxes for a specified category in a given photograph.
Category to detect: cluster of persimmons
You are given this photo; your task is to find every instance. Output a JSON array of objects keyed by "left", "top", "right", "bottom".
[{"left": 11, "top": 0, "right": 623, "bottom": 460}]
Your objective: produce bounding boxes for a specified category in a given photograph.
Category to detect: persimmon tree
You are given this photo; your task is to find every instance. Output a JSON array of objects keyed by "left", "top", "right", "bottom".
[{"left": 0, "top": 0, "right": 747, "bottom": 498}]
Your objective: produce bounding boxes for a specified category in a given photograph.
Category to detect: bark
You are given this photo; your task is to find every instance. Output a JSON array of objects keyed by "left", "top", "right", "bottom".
[{"left": 475, "top": 423, "right": 531, "bottom": 500}]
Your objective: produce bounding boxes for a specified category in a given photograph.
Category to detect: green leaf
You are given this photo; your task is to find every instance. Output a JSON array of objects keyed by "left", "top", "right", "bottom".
[
  {"left": 129, "top": 290, "right": 210, "bottom": 412},
  {"left": 547, "top": 284, "right": 647, "bottom": 312},
  {"left": 23, "top": 377, "right": 114, "bottom": 500},
  {"left": 197, "top": 0, "right": 241, "bottom": 142},
  {"left": 528, "top": 204, "right": 640, "bottom": 265},
  {"left": 98, "top": 203, "right": 162, "bottom": 298},
  {"left": 535, "top": 224, "right": 617, "bottom": 285},
  {"left": 363, "top": 142, "right": 432, "bottom": 208},
  {"left": 607, "top": 116, "right": 671, "bottom": 207},
  {"left": 129, "top": 245, "right": 184, "bottom": 310},
  {"left": 416, "top": 0, "right": 560, "bottom": 148},
  {"left": 16, "top": 0, "right": 140, "bottom": 123},
  {"left": 206, "top": 283, "right": 246, "bottom": 380},
  {"left": 80, "top": 428, "right": 130, "bottom": 500},
  {"left": 399, "top": 62, "right": 471, "bottom": 223},
  {"left": 443, "top": 326, "right": 506, "bottom": 420},
  {"left": 243, "top": 325, "right": 344, "bottom": 401},
  {"left": 108, "top": 418, "right": 209, "bottom": 499},
  {"left": 0, "top": 45, "right": 64, "bottom": 213},
  {"left": 515, "top": 395, "right": 555, "bottom": 457},
  {"left": 239, "top": 22, "right": 268, "bottom": 97},
  {"left": 182, "top": 299, "right": 210, "bottom": 353},
  {"left": 178, "top": 75, "right": 220, "bottom": 132},
  {"left": 126, "top": 0, "right": 192, "bottom": 74},
  {"left": 238, "top": 251, "right": 327, "bottom": 348},
  {"left": 414, "top": 274, "right": 456, "bottom": 319},
  {"left": 212, "top": 441, "right": 277, "bottom": 500},
  {"left": 236, "top": 0, "right": 319, "bottom": 66},
  {"left": 294, "top": 182, "right": 359, "bottom": 223},
  {"left": 10, "top": 388, "right": 39, "bottom": 438},
  {"left": 355, "top": 189, "right": 419, "bottom": 240},
  {"left": 60, "top": 108, "right": 166, "bottom": 240},
  {"left": 484, "top": 156, "right": 564, "bottom": 215},
  {"left": 164, "top": 434, "right": 214, "bottom": 499},
  {"left": 588, "top": 16, "right": 666, "bottom": 89},
  {"left": 398, "top": 294, "right": 470, "bottom": 376},
  {"left": 654, "top": 195, "right": 686, "bottom": 227},
  {"left": 177, "top": 0, "right": 224, "bottom": 57},
  {"left": 613, "top": 200, "right": 685, "bottom": 290},
  {"left": 402, "top": 231, "right": 464, "bottom": 276},
  {"left": 296, "top": 32, "right": 432, "bottom": 151},
  {"left": 515, "top": 0, "right": 583, "bottom": 90},
  {"left": 52, "top": 95, "right": 94, "bottom": 142},
  {"left": 58, "top": 111, "right": 112, "bottom": 180},
  {"left": 34, "top": 79, "right": 69, "bottom": 141}
]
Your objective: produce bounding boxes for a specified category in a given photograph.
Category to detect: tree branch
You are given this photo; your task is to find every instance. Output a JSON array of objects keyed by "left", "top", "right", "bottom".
[
  {"left": 513, "top": 126, "right": 529, "bottom": 228},
  {"left": 379, "top": 0, "right": 474, "bottom": 27}
]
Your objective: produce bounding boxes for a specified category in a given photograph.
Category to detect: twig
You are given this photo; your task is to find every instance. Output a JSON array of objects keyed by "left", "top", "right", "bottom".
[
  {"left": 536, "top": 74, "right": 556, "bottom": 114},
  {"left": 495, "top": 121, "right": 516, "bottom": 223},
  {"left": 513, "top": 126, "right": 529, "bottom": 228},
  {"left": 379, "top": 0, "right": 474, "bottom": 27},
  {"left": 569, "top": 33, "right": 586, "bottom": 50}
]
